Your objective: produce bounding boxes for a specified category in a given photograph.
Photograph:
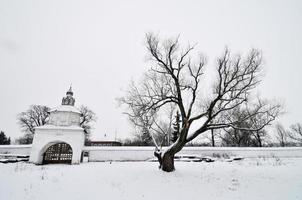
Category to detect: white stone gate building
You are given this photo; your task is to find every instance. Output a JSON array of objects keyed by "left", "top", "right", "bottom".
[{"left": 29, "top": 87, "right": 85, "bottom": 164}]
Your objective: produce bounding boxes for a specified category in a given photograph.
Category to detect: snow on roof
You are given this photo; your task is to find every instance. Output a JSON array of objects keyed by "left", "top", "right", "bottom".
[
  {"left": 35, "top": 124, "right": 83, "bottom": 131},
  {"left": 50, "top": 105, "right": 81, "bottom": 114}
]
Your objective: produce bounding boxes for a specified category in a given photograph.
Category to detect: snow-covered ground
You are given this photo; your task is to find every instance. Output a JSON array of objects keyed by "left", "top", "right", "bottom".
[{"left": 1, "top": 158, "right": 302, "bottom": 200}]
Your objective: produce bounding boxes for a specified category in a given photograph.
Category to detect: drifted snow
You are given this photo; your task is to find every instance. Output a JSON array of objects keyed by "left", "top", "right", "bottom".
[{"left": 1, "top": 158, "right": 302, "bottom": 200}]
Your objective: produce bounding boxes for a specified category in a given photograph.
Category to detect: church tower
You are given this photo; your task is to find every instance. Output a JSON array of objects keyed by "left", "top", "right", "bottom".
[{"left": 62, "top": 86, "right": 75, "bottom": 106}]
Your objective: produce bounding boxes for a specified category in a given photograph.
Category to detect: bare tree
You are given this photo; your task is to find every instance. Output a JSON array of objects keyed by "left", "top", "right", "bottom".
[
  {"left": 124, "top": 97, "right": 175, "bottom": 147},
  {"left": 251, "top": 129, "right": 269, "bottom": 147},
  {"left": 130, "top": 113, "right": 154, "bottom": 146},
  {"left": 219, "top": 107, "right": 252, "bottom": 147},
  {"left": 18, "top": 105, "right": 50, "bottom": 135},
  {"left": 210, "top": 129, "right": 216, "bottom": 147},
  {"left": 15, "top": 133, "right": 34, "bottom": 144},
  {"left": 220, "top": 100, "right": 275, "bottom": 147},
  {"left": 288, "top": 123, "right": 302, "bottom": 144},
  {"left": 275, "top": 123, "right": 289, "bottom": 147},
  {"left": 79, "top": 105, "right": 97, "bottom": 142},
  {"left": 248, "top": 100, "right": 276, "bottom": 147},
  {"left": 202, "top": 128, "right": 220, "bottom": 147},
  {"left": 120, "top": 33, "right": 282, "bottom": 172}
]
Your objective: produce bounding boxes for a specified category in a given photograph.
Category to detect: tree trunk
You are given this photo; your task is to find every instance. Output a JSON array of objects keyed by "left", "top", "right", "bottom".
[
  {"left": 256, "top": 132, "right": 262, "bottom": 147},
  {"left": 161, "top": 151, "right": 175, "bottom": 172},
  {"left": 258, "top": 137, "right": 262, "bottom": 147},
  {"left": 211, "top": 129, "right": 215, "bottom": 147},
  {"left": 155, "top": 128, "right": 188, "bottom": 172}
]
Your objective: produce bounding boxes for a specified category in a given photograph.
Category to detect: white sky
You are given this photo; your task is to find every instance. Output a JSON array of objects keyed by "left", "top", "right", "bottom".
[{"left": 0, "top": 0, "right": 301, "bottom": 141}]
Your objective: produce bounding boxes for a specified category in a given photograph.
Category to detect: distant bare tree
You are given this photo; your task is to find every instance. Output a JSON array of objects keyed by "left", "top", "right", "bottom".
[
  {"left": 15, "top": 133, "right": 33, "bottom": 145},
  {"left": 248, "top": 101, "right": 277, "bottom": 147},
  {"left": 210, "top": 129, "right": 216, "bottom": 147},
  {"left": 124, "top": 97, "right": 174, "bottom": 147},
  {"left": 251, "top": 129, "right": 269, "bottom": 147},
  {"left": 288, "top": 123, "right": 302, "bottom": 144},
  {"left": 18, "top": 105, "right": 50, "bottom": 135},
  {"left": 221, "top": 100, "right": 277, "bottom": 147},
  {"left": 275, "top": 123, "right": 289, "bottom": 147},
  {"left": 130, "top": 113, "right": 154, "bottom": 146},
  {"left": 79, "top": 105, "right": 97, "bottom": 142},
  {"left": 120, "top": 33, "right": 282, "bottom": 172},
  {"left": 202, "top": 128, "right": 220, "bottom": 147}
]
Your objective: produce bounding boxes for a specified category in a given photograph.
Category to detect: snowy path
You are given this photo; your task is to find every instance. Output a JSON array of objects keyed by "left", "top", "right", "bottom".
[{"left": 1, "top": 158, "right": 302, "bottom": 200}]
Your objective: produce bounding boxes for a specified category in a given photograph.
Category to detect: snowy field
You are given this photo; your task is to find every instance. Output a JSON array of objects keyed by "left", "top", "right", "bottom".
[{"left": 1, "top": 158, "right": 302, "bottom": 200}]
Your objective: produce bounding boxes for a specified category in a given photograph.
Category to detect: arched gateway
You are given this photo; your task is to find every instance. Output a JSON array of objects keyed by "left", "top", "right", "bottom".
[
  {"left": 29, "top": 87, "right": 85, "bottom": 165},
  {"left": 43, "top": 142, "right": 73, "bottom": 164}
]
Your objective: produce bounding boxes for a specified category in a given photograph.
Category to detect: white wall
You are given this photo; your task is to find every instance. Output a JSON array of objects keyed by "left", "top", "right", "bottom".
[
  {"left": 84, "top": 146, "right": 302, "bottom": 162},
  {"left": 0, "top": 145, "right": 31, "bottom": 155},
  {"left": 84, "top": 147, "right": 156, "bottom": 161},
  {"left": 2, "top": 146, "right": 302, "bottom": 161}
]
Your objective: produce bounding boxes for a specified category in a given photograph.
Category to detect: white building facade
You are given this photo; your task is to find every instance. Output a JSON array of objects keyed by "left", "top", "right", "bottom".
[{"left": 29, "top": 88, "right": 85, "bottom": 164}]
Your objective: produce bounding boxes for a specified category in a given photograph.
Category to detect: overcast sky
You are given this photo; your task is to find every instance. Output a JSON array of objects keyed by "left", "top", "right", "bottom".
[{"left": 0, "top": 0, "right": 301, "bottom": 141}]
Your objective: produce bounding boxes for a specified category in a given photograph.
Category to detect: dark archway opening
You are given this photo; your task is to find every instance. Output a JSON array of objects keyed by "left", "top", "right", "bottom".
[{"left": 42, "top": 142, "right": 73, "bottom": 164}]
